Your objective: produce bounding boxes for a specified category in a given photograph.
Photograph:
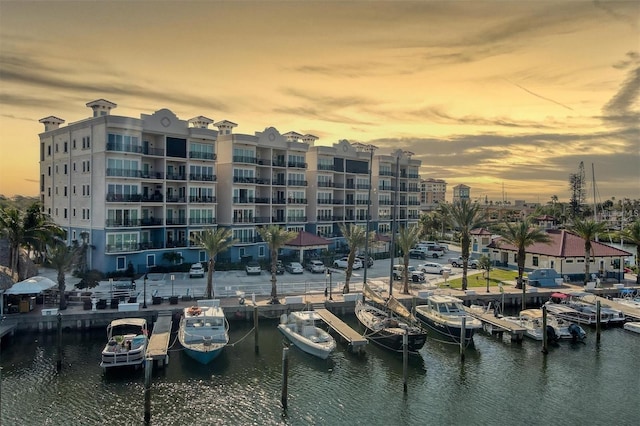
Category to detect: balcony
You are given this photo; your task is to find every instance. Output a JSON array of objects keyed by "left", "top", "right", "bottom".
[
  {"left": 255, "top": 197, "right": 270, "bottom": 204},
  {"left": 165, "top": 218, "right": 187, "bottom": 226},
  {"left": 316, "top": 215, "right": 333, "bottom": 221},
  {"left": 189, "top": 196, "right": 216, "bottom": 203},
  {"left": 166, "top": 196, "right": 186, "bottom": 203},
  {"left": 287, "top": 161, "right": 307, "bottom": 169},
  {"left": 256, "top": 178, "right": 271, "bottom": 185},
  {"left": 273, "top": 198, "right": 287, "bottom": 204},
  {"left": 317, "top": 199, "right": 334, "bottom": 205},
  {"left": 233, "top": 176, "right": 257, "bottom": 184},
  {"left": 140, "top": 172, "right": 164, "bottom": 180},
  {"left": 332, "top": 199, "right": 344, "bottom": 205},
  {"left": 272, "top": 159, "right": 287, "bottom": 167},
  {"left": 233, "top": 197, "right": 255, "bottom": 204},
  {"left": 106, "top": 193, "right": 142, "bottom": 202},
  {"left": 287, "top": 179, "right": 308, "bottom": 186},
  {"left": 273, "top": 180, "right": 286, "bottom": 186},
  {"left": 165, "top": 173, "right": 187, "bottom": 181},
  {"left": 378, "top": 200, "right": 393, "bottom": 205},
  {"left": 189, "top": 174, "right": 217, "bottom": 182},
  {"left": 233, "top": 155, "right": 257, "bottom": 164},
  {"left": 106, "top": 168, "right": 141, "bottom": 178},
  {"left": 317, "top": 164, "right": 334, "bottom": 171},
  {"left": 141, "top": 146, "right": 165, "bottom": 156},
  {"left": 317, "top": 181, "right": 333, "bottom": 188},
  {"left": 233, "top": 217, "right": 255, "bottom": 224},
  {"left": 287, "top": 198, "right": 307, "bottom": 204},
  {"left": 105, "top": 243, "right": 141, "bottom": 253},
  {"left": 356, "top": 200, "right": 370, "bottom": 205},
  {"left": 356, "top": 184, "right": 370, "bottom": 190},
  {"left": 286, "top": 216, "right": 307, "bottom": 222},
  {"left": 378, "top": 185, "right": 394, "bottom": 191},
  {"left": 189, "top": 217, "right": 217, "bottom": 225},
  {"left": 380, "top": 170, "right": 395, "bottom": 177},
  {"left": 141, "top": 194, "right": 163, "bottom": 202},
  {"left": 166, "top": 240, "right": 188, "bottom": 248},
  {"left": 254, "top": 216, "right": 271, "bottom": 223},
  {"left": 236, "top": 236, "right": 261, "bottom": 244},
  {"left": 106, "top": 142, "right": 142, "bottom": 154},
  {"left": 189, "top": 152, "right": 217, "bottom": 160},
  {"left": 105, "top": 219, "right": 139, "bottom": 227},
  {"left": 141, "top": 218, "right": 164, "bottom": 226}
]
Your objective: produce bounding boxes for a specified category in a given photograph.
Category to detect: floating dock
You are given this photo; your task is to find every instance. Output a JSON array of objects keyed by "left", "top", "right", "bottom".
[
  {"left": 146, "top": 311, "right": 173, "bottom": 368},
  {"left": 315, "top": 308, "right": 368, "bottom": 353},
  {"left": 464, "top": 307, "right": 525, "bottom": 342}
]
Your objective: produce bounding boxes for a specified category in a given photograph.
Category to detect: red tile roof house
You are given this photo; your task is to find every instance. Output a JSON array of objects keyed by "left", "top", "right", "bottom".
[{"left": 486, "top": 229, "right": 632, "bottom": 284}]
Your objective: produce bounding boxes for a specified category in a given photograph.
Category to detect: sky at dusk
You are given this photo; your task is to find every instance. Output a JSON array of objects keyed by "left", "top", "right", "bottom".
[{"left": 1, "top": 0, "right": 638, "bottom": 203}]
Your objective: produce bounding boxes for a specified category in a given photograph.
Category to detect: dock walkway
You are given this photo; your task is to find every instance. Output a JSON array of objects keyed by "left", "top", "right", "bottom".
[
  {"left": 146, "top": 311, "right": 173, "bottom": 367},
  {"left": 315, "top": 308, "right": 368, "bottom": 353},
  {"left": 464, "top": 307, "right": 526, "bottom": 342}
]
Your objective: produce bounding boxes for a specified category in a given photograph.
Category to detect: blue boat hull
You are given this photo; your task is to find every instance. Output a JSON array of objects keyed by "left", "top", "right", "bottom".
[{"left": 183, "top": 346, "right": 224, "bottom": 364}]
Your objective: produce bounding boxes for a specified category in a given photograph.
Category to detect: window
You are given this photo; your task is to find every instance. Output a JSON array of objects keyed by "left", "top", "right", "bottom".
[
  {"left": 47, "top": 145, "right": 51, "bottom": 156},
  {"left": 73, "top": 208, "right": 76, "bottom": 217},
  {"left": 64, "top": 186, "right": 67, "bottom": 196},
  {"left": 48, "top": 166, "right": 51, "bottom": 176},
  {"left": 73, "top": 185, "right": 76, "bottom": 195},
  {"left": 532, "top": 256, "right": 539, "bottom": 267},
  {"left": 73, "top": 139, "right": 76, "bottom": 149},
  {"left": 566, "top": 259, "right": 574, "bottom": 264},
  {"left": 55, "top": 143, "right": 59, "bottom": 152},
  {"left": 259, "top": 246, "right": 265, "bottom": 258},
  {"left": 199, "top": 251, "right": 206, "bottom": 262},
  {"left": 117, "top": 257, "right": 126, "bottom": 270},
  {"left": 64, "top": 142, "right": 68, "bottom": 153},
  {"left": 55, "top": 165, "right": 58, "bottom": 174},
  {"left": 513, "top": 254, "right": 517, "bottom": 263},
  {"left": 146, "top": 254, "right": 155, "bottom": 267},
  {"left": 64, "top": 208, "right": 67, "bottom": 218},
  {"left": 73, "top": 162, "right": 76, "bottom": 172},
  {"left": 48, "top": 187, "right": 51, "bottom": 196},
  {"left": 239, "top": 247, "right": 246, "bottom": 257},
  {"left": 72, "top": 230, "right": 76, "bottom": 240}
]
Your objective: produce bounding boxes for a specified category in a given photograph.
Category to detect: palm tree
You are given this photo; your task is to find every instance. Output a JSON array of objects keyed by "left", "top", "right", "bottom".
[
  {"left": 0, "top": 207, "right": 25, "bottom": 280},
  {"left": 494, "top": 219, "right": 551, "bottom": 310},
  {"left": 46, "top": 241, "right": 77, "bottom": 311},
  {"left": 396, "top": 224, "right": 421, "bottom": 294},
  {"left": 478, "top": 255, "right": 492, "bottom": 293},
  {"left": 569, "top": 218, "right": 608, "bottom": 286},
  {"left": 256, "top": 225, "right": 298, "bottom": 303},
  {"left": 439, "top": 199, "right": 487, "bottom": 291},
  {"left": 162, "top": 251, "right": 183, "bottom": 266},
  {"left": 619, "top": 219, "right": 640, "bottom": 284},
  {"left": 191, "top": 228, "right": 236, "bottom": 299},
  {"left": 417, "top": 212, "right": 439, "bottom": 241},
  {"left": 337, "top": 223, "right": 376, "bottom": 294}
]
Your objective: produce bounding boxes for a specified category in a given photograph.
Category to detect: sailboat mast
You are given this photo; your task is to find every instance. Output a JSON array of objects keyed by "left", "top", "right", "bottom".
[{"left": 592, "top": 163, "right": 597, "bottom": 222}]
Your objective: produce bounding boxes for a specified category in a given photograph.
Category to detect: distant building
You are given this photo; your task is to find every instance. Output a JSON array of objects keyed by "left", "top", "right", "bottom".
[
  {"left": 452, "top": 184, "right": 470, "bottom": 203},
  {"left": 420, "top": 178, "right": 446, "bottom": 211}
]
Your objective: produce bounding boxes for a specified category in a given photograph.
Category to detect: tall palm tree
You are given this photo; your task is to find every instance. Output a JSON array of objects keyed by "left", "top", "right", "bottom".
[
  {"left": 439, "top": 199, "right": 487, "bottom": 291},
  {"left": 46, "top": 242, "right": 77, "bottom": 311},
  {"left": 569, "top": 218, "right": 607, "bottom": 286},
  {"left": 417, "top": 212, "right": 438, "bottom": 241},
  {"left": 256, "top": 225, "right": 298, "bottom": 303},
  {"left": 396, "top": 224, "right": 421, "bottom": 294},
  {"left": 191, "top": 228, "right": 236, "bottom": 299},
  {"left": 337, "top": 223, "right": 376, "bottom": 294},
  {"left": 0, "top": 207, "right": 25, "bottom": 280},
  {"left": 494, "top": 219, "right": 551, "bottom": 310},
  {"left": 619, "top": 219, "right": 640, "bottom": 284}
]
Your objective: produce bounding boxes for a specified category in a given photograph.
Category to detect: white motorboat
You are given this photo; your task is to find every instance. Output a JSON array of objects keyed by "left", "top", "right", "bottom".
[
  {"left": 565, "top": 291, "right": 626, "bottom": 325},
  {"left": 414, "top": 295, "right": 482, "bottom": 345},
  {"left": 502, "top": 309, "right": 586, "bottom": 341},
  {"left": 179, "top": 300, "right": 229, "bottom": 365},
  {"left": 545, "top": 293, "right": 606, "bottom": 325},
  {"left": 100, "top": 318, "right": 148, "bottom": 370},
  {"left": 278, "top": 311, "right": 336, "bottom": 359},
  {"left": 623, "top": 322, "right": 640, "bottom": 334},
  {"left": 613, "top": 289, "right": 640, "bottom": 310}
]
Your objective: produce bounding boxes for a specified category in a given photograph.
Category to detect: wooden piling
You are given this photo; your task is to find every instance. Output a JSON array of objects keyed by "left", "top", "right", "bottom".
[
  {"left": 403, "top": 330, "right": 408, "bottom": 393},
  {"left": 56, "top": 313, "right": 62, "bottom": 372},
  {"left": 254, "top": 306, "right": 259, "bottom": 354},
  {"left": 144, "top": 357, "right": 152, "bottom": 424},
  {"left": 596, "top": 300, "right": 601, "bottom": 342},
  {"left": 542, "top": 305, "right": 548, "bottom": 355},
  {"left": 459, "top": 317, "right": 466, "bottom": 362},
  {"left": 281, "top": 347, "right": 289, "bottom": 410}
]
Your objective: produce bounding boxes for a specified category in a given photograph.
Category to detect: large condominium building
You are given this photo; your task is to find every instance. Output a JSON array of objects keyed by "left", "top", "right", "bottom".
[
  {"left": 38, "top": 100, "right": 421, "bottom": 273},
  {"left": 420, "top": 178, "right": 447, "bottom": 210}
]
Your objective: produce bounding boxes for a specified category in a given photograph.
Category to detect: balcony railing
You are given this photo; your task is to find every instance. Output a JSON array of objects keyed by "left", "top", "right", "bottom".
[
  {"left": 233, "top": 197, "right": 255, "bottom": 204},
  {"left": 233, "top": 217, "right": 255, "bottom": 224},
  {"left": 316, "top": 215, "right": 333, "bottom": 221},
  {"left": 141, "top": 146, "right": 165, "bottom": 156},
  {"left": 106, "top": 143, "right": 142, "bottom": 154},
  {"left": 356, "top": 184, "right": 371, "bottom": 190},
  {"left": 189, "top": 152, "right": 217, "bottom": 160},
  {"left": 254, "top": 216, "right": 271, "bottom": 223},
  {"left": 317, "top": 181, "right": 333, "bottom": 188},
  {"left": 141, "top": 218, "right": 164, "bottom": 226},
  {"left": 141, "top": 195, "right": 163, "bottom": 202},
  {"left": 165, "top": 196, "right": 186, "bottom": 203},
  {"left": 166, "top": 240, "right": 188, "bottom": 248},
  {"left": 189, "top": 196, "right": 216, "bottom": 203},
  {"left": 287, "top": 198, "right": 307, "bottom": 204},
  {"left": 233, "top": 176, "right": 257, "bottom": 184},
  {"left": 189, "top": 174, "right": 217, "bottom": 182},
  {"left": 287, "top": 161, "right": 307, "bottom": 169},
  {"left": 378, "top": 200, "right": 393, "bottom": 205},
  {"left": 165, "top": 218, "right": 187, "bottom": 225},
  {"left": 380, "top": 170, "right": 394, "bottom": 177},
  {"left": 233, "top": 155, "right": 257, "bottom": 164},
  {"left": 273, "top": 198, "right": 287, "bottom": 204},
  {"left": 255, "top": 197, "right": 270, "bottom": 204},
  {"left": 317, "top": 164, "right": 334, "bottom": 171},
  {"left": 105, "top": 243, "right": 141, "bottom": 253},
  {"left": 106, "top": 168, "right": 141, "bottom": 178},
  {"left": 106, "top": 193, "right": 142, "bottom": 202},
  {"left": 286, "top": 216, "right": 307, "bottom": 222},
  {"left": 273, "top": 180, "right": 286, "bottom": 186},
  {"left": 165, "top": 174, "right": 187, "bottom": 181},
  {"left": 189, "top": 217, "right": 217, "bottom": 225},
  {"left": 105, "top": 219, "right": 139, "bottom": 227},
  {"left": 287, "top": 180, "right": 308, "bottom": 186},
  {"left": 317, "top": 199, "right": 334, "bottom": 205}
]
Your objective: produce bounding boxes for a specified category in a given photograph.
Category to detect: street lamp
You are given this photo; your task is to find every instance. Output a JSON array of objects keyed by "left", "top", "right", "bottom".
[
  {"left": 142, "top": 273, "right": 148, "bottom": 308},
  {"left": 352, "top": 142, "right": 378, "bottom": 287},
  {"left": 171, "top": 274, "right": 175, "bottom": 297}
]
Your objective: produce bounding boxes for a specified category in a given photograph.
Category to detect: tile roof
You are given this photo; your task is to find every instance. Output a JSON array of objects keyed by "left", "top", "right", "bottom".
[
  {"left": 285, "top": 231, "right": 330, "bottom": 247},
  {"left": 487, "top": 229, "right": 632, "bottom": 258}
]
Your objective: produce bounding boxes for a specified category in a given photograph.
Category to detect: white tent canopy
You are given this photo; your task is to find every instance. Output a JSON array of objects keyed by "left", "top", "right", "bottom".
[{"left": 4, "top": 276, "right": 57, "bottom": 295}]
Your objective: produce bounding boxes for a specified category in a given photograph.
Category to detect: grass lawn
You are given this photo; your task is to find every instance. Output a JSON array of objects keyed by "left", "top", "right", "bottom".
[{"left": 446, "top": 268, "right": 527, "bottom": 290}]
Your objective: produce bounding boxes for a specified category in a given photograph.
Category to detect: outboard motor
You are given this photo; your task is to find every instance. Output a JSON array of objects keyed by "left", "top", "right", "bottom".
[
  {"left": 546, "top": 325, "right": 558, "bottom": 342},
  {"left": 569, "top": 323, "right": 587, "bottom": 342}
]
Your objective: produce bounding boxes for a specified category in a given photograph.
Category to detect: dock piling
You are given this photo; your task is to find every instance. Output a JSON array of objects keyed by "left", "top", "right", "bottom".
[
  {"left": 254, "top": 306, "right": 259, "bottom": 354},
  {"left": 542, "top": 305, "right": 548, "bottom": 355},
  {"left": 281, "top": 347, "right": 289, "bottom": 410},
  {"left": 56, "top": 313, "right": 62, "bottom": 372},
  {"left": 403, "top": 330, "right": 408, "bottom": 393},
  {"left": 144, "top": 357, "right": 152, "bottom": 424},
  {"left": 596, "top": 300, "right": 601, "bottom": 342},
  {"left": 460, "top": 317, "right": 466, "bottom": 362}
]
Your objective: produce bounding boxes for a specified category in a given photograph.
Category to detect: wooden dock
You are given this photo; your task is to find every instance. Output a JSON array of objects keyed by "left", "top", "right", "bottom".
[
  {"left": 464, "top": 307, "right": 526, "bottom": 342},
  {"left": 582, "top": 294, "right": 640, "bottom": 321},
  {"left": 0, "top": 321, "right": 17, "bottom": 339},
  {"left": 146, "top": 311, "right": 173, "bottom": 367},
  {"left": 315, "top": 308, "right": 368, "bottom": 353}
]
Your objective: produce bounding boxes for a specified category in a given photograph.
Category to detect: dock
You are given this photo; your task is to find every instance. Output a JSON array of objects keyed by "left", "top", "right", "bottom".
[
  {"left": 146, "top": 311, "right": 173, "bottom": 368},
  {"left": 464, "top": 307, "right": 526, "bottom": 342},
  {"left": 0, "top": 320, "right": 17, "bottom": 340},
  {"left": 581, "top": 294, "right": 640, "bottom": 321},
  {"left": 315, "top": 308, "right": 368, "bottom": 353}
]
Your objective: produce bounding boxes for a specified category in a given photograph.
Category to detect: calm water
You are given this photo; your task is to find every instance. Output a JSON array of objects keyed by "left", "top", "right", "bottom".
[{"left": 1, "top": 316, "right": 639, "bottom": 426}]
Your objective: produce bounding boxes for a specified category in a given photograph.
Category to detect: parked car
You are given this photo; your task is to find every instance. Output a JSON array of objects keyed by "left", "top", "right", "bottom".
[
  {"left": 448, "top": 257, "right": 479, "bottom": 269},
  {"left": 285, "top": 262, "right": 304, "bottom": 274},
  {"left": 275, "top": 260, "right": 285, "bottom": 275},
  {"left": 392, "top": 265, "right": 425, "bottom": 282},
  {"left": 333, "top": 257, "right": 363, "bottom": 269},
  {"left": 245, "top": 261, "right": 262, "bottom": 275},
  {"left": 189, "top": 262, "right": 205, "bottom": 278},
  {"left": 357, "top": 255, "right": 374, "bottom": 267},
  {"left": 409, "top": 249, "right": 427, "bottom": 259},
  {"left": 417, "top": 262, "right": 451, "bottom": 275},
  {"left": 306, "top": 260, "right": 326, "bottom": 273}
]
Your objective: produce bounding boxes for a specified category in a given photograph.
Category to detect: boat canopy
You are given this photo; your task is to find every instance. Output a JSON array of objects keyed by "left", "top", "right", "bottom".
[
  {"left": 520, "top": 309, "right": 542, "bottom": 319},
  {"left": 550, "top": 293, "right": 568, "bottom": 299},
  {"left": 109, "top": 318, "right": 147, "bottom": 328}
]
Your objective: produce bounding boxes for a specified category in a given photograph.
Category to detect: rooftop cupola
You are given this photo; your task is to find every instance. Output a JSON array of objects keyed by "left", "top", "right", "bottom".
[
  {"left": 86, "top": 99, "right": 117, "bottom": 117},
  {"left": 188, "top": 116, "right": 214, "bottom": 129},
  {"left": 302, "top": 134, "right": 318, "bottom": 144},
  {"left": 214, "top": 120, "right": 238, "bottom": 135},
  {"left": 39, "top": 116, "right": 65, "bottom": 131},
  {"left": 283, "top": 131, "right": 303, "bottom": 142}
]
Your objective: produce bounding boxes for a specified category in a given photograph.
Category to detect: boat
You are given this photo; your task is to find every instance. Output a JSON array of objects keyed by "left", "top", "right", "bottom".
[
  {"left": 355, "top": 282, "right": 427, "bottom": 353},
  {"left": 100, "top": 318, "right": 148, "bottom": 370},
  {"left": 178, "top": 300, "right": 229, "bottom": 364},
  {"left": 613, "top": 289, "right": 640, "bottom": 310},
  {"left": 623, "top": 322, "right": 640, "bottom": 334},
  {"left": 413, "top": 295, "right": 482, "bottom": 345},
  {"left": 502, "top": 309, "right": 586, "bottom": 341},
  {"left": 564, "top": 291, "right": 625, "bottom": 325},
  {"left": 278, "top": 311, "right": 336, "bottom": 359},
  {"left": 544, "top": 293, "right": 607, "bottom": 325}
]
